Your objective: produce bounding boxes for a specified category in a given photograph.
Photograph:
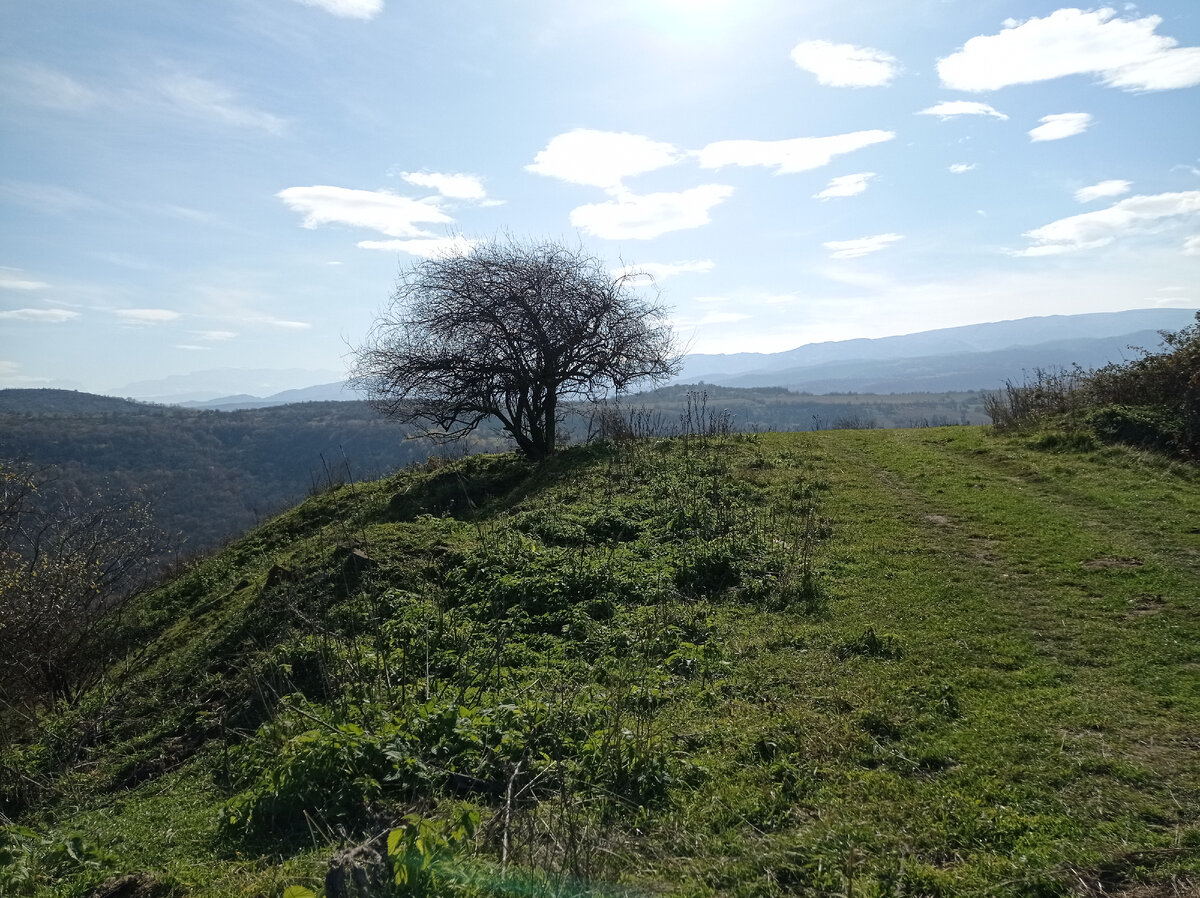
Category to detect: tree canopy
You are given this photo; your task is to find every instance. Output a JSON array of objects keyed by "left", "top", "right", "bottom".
[{"left": 351, "top": 237, "right": 681, "bottom": 459}]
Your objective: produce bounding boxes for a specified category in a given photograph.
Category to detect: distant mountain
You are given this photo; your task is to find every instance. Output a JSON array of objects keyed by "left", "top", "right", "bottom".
[
  {"left": 714, "top": 330, "right": 1170, "bottom": 393},
  {"left": 678, "top": 308, "right": 1197, "bottom": 388},
  {"left": 104, "top": 309, "right": 1199, "bottom": 408},
  {"left": 116, "top": 368, "right": 343, "bottom": 403},
  {"left": 180, "top": 381, "right": 359, "bottom": 410}
]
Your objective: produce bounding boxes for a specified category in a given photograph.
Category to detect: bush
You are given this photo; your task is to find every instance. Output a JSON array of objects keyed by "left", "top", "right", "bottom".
[{"left": 985, "top": 312, "right": 1200, "bottom": 458}]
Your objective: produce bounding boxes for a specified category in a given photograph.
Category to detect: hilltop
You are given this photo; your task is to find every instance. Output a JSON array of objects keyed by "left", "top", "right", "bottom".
[
  {"left": 0, "top": 386, "right": 987, "bottom": 557},
  {"left": 2, "top": 423, "right": 1197, "bottom": 897}
]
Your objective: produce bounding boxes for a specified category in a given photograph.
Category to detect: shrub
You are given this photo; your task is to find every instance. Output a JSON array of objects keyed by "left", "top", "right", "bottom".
[{"left": 984, "top": 312, "right": 1200, "bottom": 458}]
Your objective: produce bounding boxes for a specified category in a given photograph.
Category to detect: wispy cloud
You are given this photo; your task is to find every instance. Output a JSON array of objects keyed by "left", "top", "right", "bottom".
[
  {"left": 1184, "top": 235, "right": 1200, "bottom": 256},
  {"left": 155, "top": 73, "right": 287, "bottom": 134},
  {"left": 357, "top": 236, "right": 476, "bottom": 258},
  {"left": 696, "top": 311, "right": 751, "bottom": 326},
  {"left": 949, "top": 163, "right": 977, "bottom": 174},
  {"left": 613, "top": 260, "right": 715, "bottom": 282},
  {"left": 1015, "top": 190, "right": 1200, "bottom": 256},
  {"left": 1029, "top": 112, "right": 1092, "bottom": 142},
  {"left": 0, "top": 180, "right": 108, "bottom": 215},
  {"left": 1076, "top": 179, "right": 1131, "bottom": 203},
  {"left": 790, "top": 40, "right": 899, "bottom": 87},
  {"left": 823, "top": 233, "right": 904, "bottom": 258},
  {"left": 0, "top": 269, "right": 48, "bottom": 290},
  {"left": 240, "top": 315, "right": 311, "bottom": 330},
  {"left": 114, "top": 308, "right": 181, "bottom": 325},
  {"left": 917, "top": 100, "right": 1008, "bottom": 120},
  {"left": 3, "top": 61, "right": 286, "bottom": 134},
  {"left": 814, "top": 172, "right": 875, "bottom": 199},
  {"left": 570, "top": 186, "right": 734, "bottom": 240},
  {"left": 0, "top": 308, "right": 80, "bottom": 322},
  {"left": 696, "top": 130, "right": 894, "bottom": 174},
  {"left": 1, "top": 62, "right": 99, "bottom": 110},
  {"left": 278, "top": 185, "right": 452, "bottom": 238},
  {"left": 526, "top": 129, "right": 683, "bottom": 190},
  {"left": 195, "top": 330, "right": 238, "bottom": 341},
  {"left": 938, "top": 8, "right": 1200, "bottom": 92},
  {"left": 292, "top": 0, "right": 383, "bottom": 19}
]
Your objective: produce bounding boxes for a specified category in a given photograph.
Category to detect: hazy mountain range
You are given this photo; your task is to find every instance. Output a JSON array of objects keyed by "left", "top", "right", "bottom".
[{"left": 116, "top": 308, "right": 1196, "bottom": 407}]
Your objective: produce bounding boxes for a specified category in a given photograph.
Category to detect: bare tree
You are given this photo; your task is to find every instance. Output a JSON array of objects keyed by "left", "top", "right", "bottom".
[
  {"left": 0, "top": 462, "right": 168, "bottom": 712},
  {"left": 350, "top": 237, "right": 681, "bottom": 460}
]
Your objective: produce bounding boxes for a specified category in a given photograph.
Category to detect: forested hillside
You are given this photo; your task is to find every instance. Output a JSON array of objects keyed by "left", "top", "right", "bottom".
[
  {"left": 0, "top": 388, "right": 988, "bottom": 556},
  {"left": 0, "top": 393, "right": 447, "bottom": 554}
]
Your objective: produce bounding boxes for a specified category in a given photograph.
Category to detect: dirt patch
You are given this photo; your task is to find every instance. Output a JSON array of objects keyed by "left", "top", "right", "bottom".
[
  {"left": 1082, "top": 556, "right": 1144, "bottom": 571},
  {"left": 1127, "top": 593, "right": 1166, "bottom": 617},
  {"left": 923, "top": 514, "right": 953, "bottom": 526},
  {"left": 87, "top": 874, "right": 169, "bottom": 898},
  {"left": 1072, "top": 876, "right": 1200, "bottom": 897}
]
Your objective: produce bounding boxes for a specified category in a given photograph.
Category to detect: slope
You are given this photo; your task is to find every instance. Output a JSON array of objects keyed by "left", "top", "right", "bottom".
[{"left": 2, "top": 427, "right": 1197, "bottom": 897}]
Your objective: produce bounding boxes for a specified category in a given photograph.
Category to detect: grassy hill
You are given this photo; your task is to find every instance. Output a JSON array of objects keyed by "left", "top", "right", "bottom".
[
  {"left": 0, "top": 387, "right": 987, "bottom": 561},
  {"left": 2, "top": 425, "right": 1198, "bottom": 897}
]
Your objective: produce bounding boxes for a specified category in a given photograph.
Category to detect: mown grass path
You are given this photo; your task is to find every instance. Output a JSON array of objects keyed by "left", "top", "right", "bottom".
[{"left": 757, "top": 427, "right": 1200, "bottom": 895}]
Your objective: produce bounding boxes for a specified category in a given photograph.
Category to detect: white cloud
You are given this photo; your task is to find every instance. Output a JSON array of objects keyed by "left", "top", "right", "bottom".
[
  {"left": 0, "top": 308, "right": 79, "bottom": 322},
  {"left": 917, "top": 100, "right": 1008, "bottom": 120},
  {"left": 1029, "top": 112, "right": 1092, "bottom": 142},
  {"left": 823, "top": 233, "right": 905, "bottom": 258},
  {"left": 242, "top": 316, "right": 311, "bottom": 330},
  {"left": 938, "top": 8, "right": 1200, "bottom": 92},
  {"left": 278, "top": 185, "right": 452, "bottom": 238},
  {"left": 0, "top": 269, "right": 48, "bottom": 290},
  {"left": 696, "top": 130, "right": 894, "bottom": 174},
  {"left": 400, "top": 171, "right": 487, "bottom": 201},
  {"left": 527, "top": 130, "right": 683, "bottom": 190},
  {"left": 175, "top": 344, "right": 209, "bottom": 351},
  {"left": 114, "top": 308, "right": 181, "bottom": 324},
  {"left": 790, "top": 40, "right": 899, "bottom": 87},
  {"left": 1015, "top": 190, "right": 1200, "bottom": 256},
  {"left": 195, "top": 330, "right": 238, "bottom": 341},
  {"left": 156, "top": 73, "right": 286, "bottom": 134},
  {"left": 570, "top": 185, "right": 734, "bottom": 240},
  {"left": 1183, "top": 235, "right": 1200, "bottom": 255},
  {"left": 1076, "top": 179, "right": 1132, "bottom": 202},
  {"left": 613, "top": 260, "right": 715, "bottom": 282},
  {"left": 293, "top": 0, "right": 383, "bottom": 19},
  {"left": 357, "top": 236, "right": 476, "bottom": 257},
  {"left": 949, "top": 163, "right": 977, "bottom": 173},
  {"left": 814, "top": 172, "right": 875, "bottom": 199}
]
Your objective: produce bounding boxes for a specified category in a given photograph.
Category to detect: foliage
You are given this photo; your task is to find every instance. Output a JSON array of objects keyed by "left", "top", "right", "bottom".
[
  {"left": 0, "top": 461, "right": 168, "bottom": 712},
  {"left": 984, "top": 310, "right": 1200, "bottom": 457},
  {"left": 0, "top": 395, "right": 468, "bottom": 556},
  {"left": 350, "top": 236, "right": 681, "bottom": 459},
  {"left": 0, "top": 826, "right": 115, "bottom": 896}
]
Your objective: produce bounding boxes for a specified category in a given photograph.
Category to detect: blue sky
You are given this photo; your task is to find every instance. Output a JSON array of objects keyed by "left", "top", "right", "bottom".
[{"left": 2, "top": 1, "right": 1199, "bottom": 396}]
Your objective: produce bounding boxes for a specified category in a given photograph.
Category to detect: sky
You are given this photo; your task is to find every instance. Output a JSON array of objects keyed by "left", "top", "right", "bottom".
[{"left": 2, "top": 0, "right": 1199, "bottom": 397}]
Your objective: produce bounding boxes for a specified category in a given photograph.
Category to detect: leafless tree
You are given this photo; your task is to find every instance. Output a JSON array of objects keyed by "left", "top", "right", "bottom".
[
  {"left": 350, "top": 237, "right": 681, "bottom": 460},
  {"left": 0, "top": 462, "right": 167, "bottom": 712}
]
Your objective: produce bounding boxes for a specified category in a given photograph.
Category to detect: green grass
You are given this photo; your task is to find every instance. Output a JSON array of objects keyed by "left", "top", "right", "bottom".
[{"left": 3, "top": 427, "right": 1198, "bottom": 897}]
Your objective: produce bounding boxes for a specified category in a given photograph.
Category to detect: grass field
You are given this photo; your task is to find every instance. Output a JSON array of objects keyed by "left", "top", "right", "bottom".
[{"left": 3, "top": 426, "right": 1198, "bottom": 897}]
